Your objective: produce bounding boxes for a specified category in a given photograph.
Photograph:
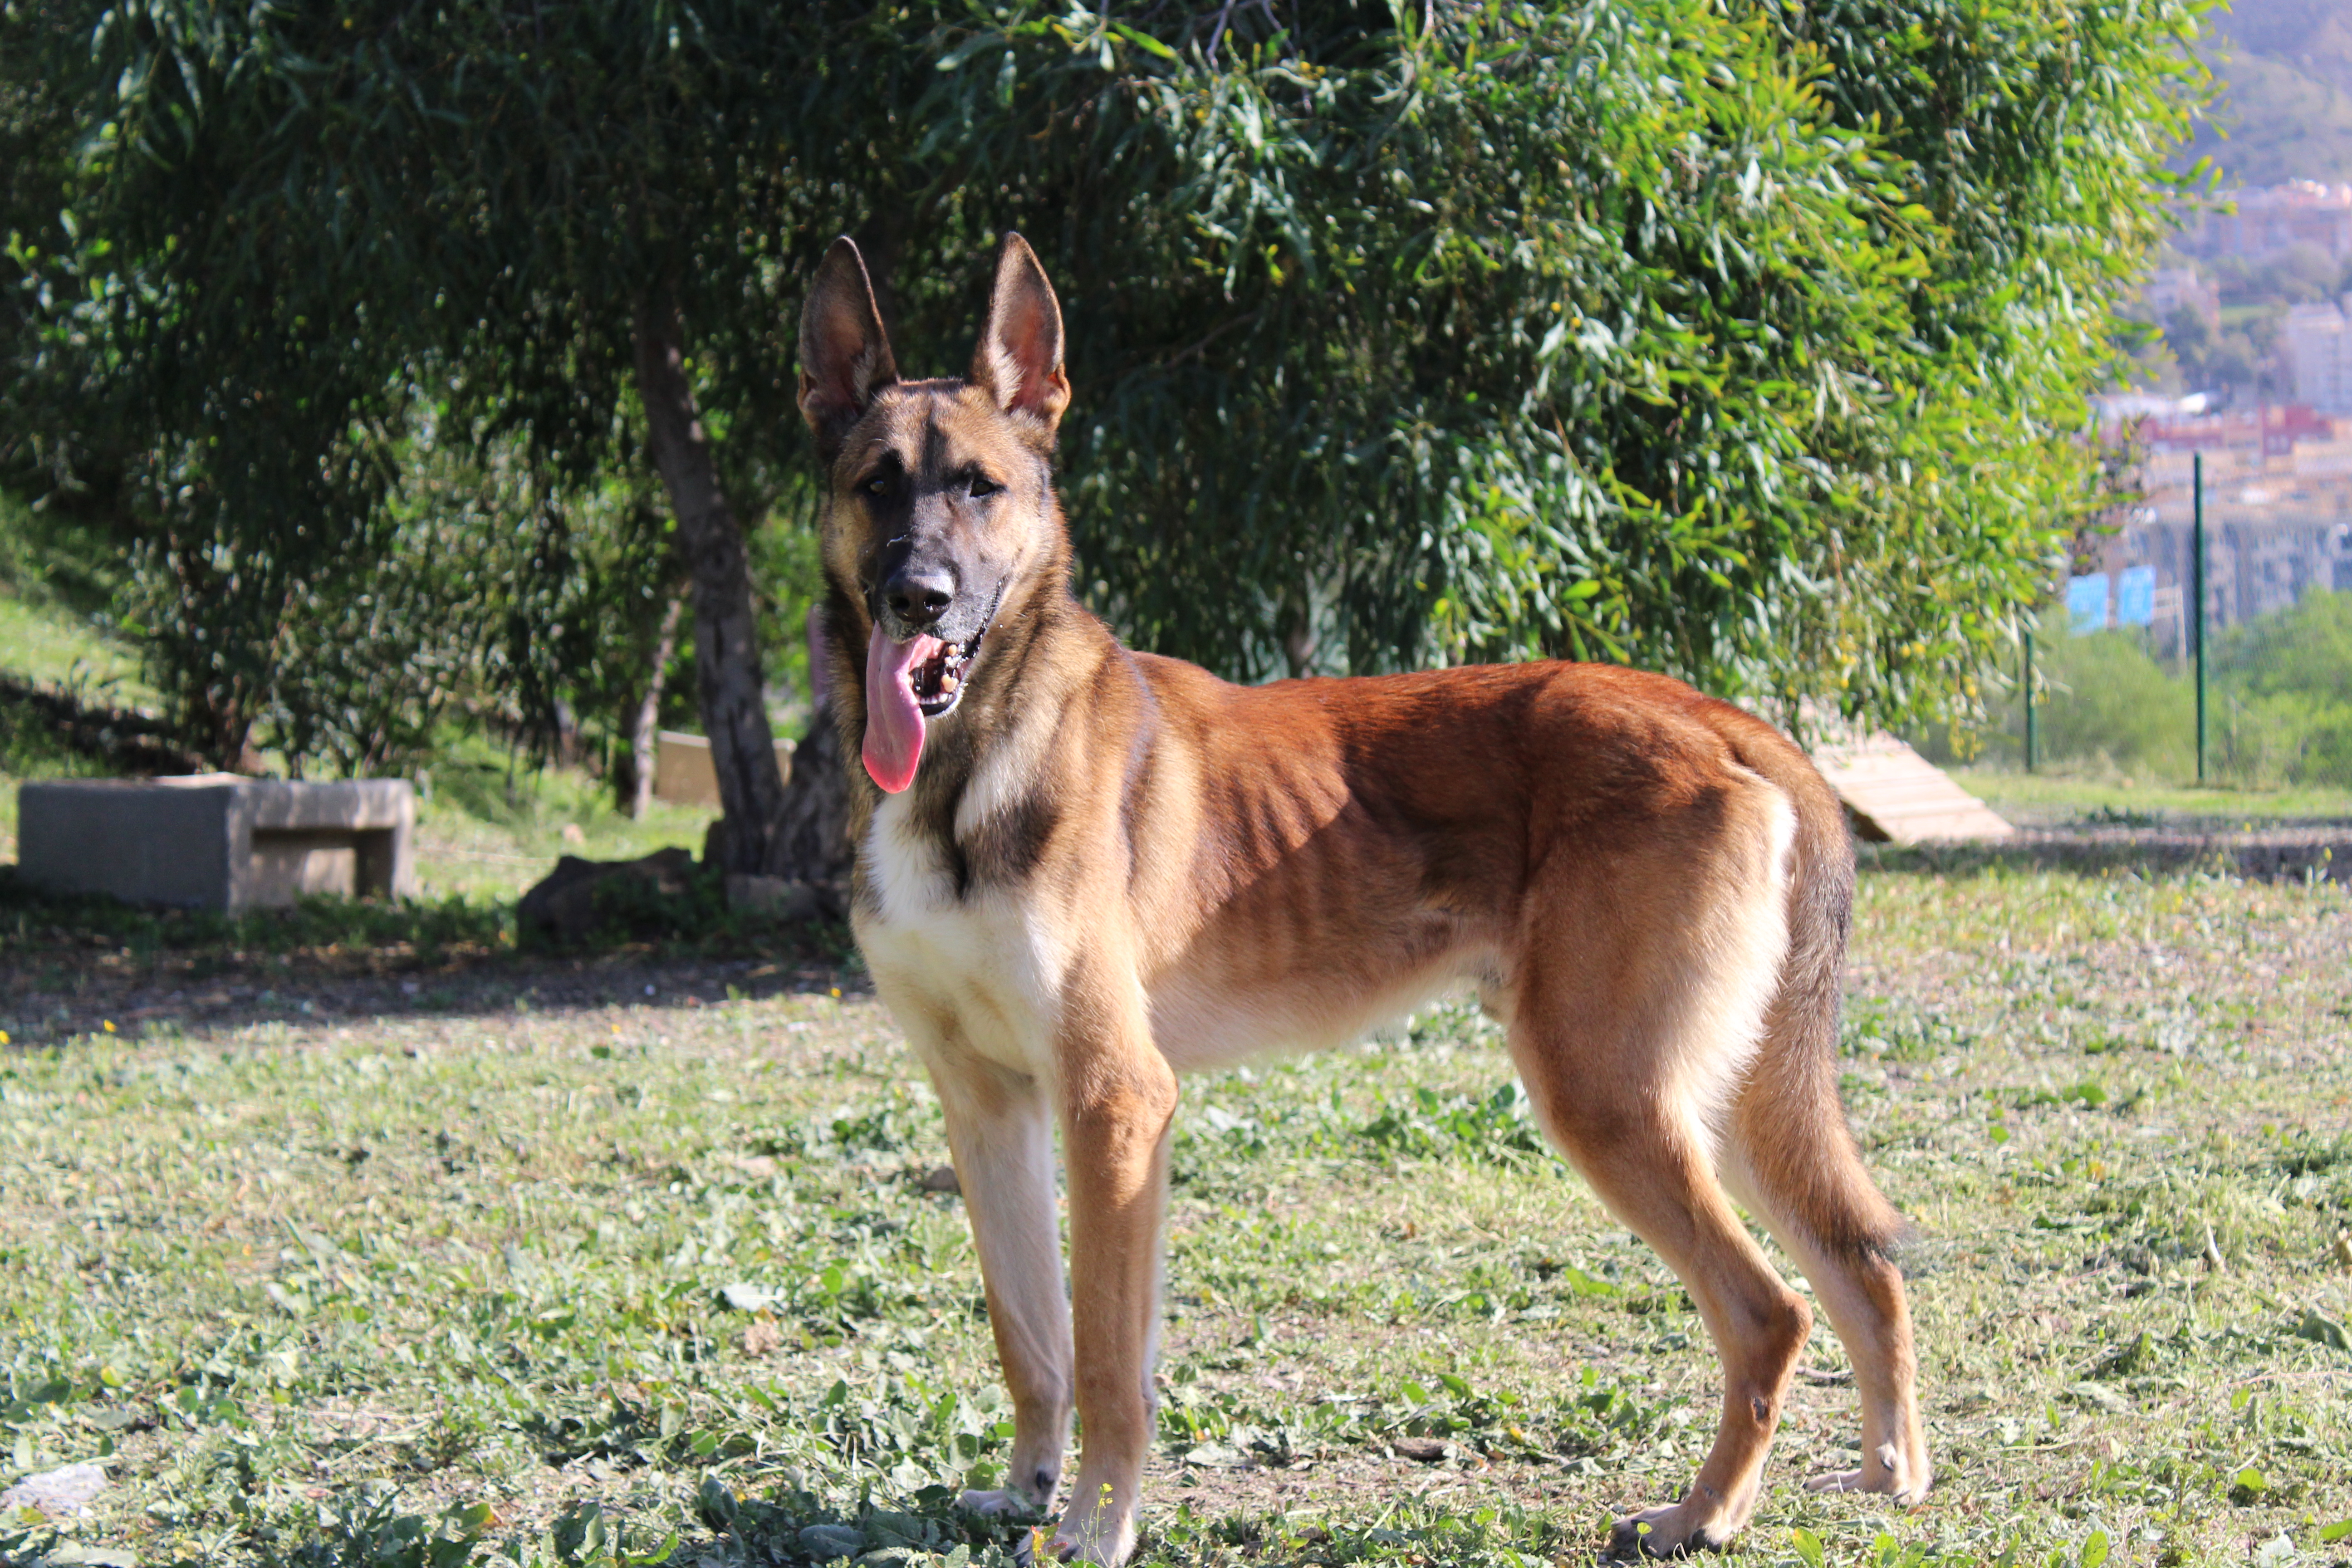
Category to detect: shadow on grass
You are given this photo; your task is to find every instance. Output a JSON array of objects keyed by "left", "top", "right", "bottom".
[
  {"left": 0, "top": 864, "right": 513, "bottom": 959},
  {"left": 1860, "top": 825, "right": 2352, "bottom": 886},
  {"left": 0, "top": 867, "right": 860, "bottom": 1043},
  {"left": 0, "top": 865, "right": 857, "bottom": 960}
]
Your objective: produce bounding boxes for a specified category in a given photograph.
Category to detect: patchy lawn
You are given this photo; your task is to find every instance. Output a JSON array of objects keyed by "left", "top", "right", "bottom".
[{"left": 0, "top": 862, "right": 2347, "bottom": 1568}]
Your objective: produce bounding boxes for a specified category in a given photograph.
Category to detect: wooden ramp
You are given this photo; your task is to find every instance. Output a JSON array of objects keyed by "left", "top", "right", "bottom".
[{"left": 1808, "top": 732, "right": 2014, "bottom": 844}]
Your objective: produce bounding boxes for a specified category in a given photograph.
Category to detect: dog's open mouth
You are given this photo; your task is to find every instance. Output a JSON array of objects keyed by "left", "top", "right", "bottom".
[
  {"left": 862, "top": 619, "right": 990, "bottom": 794},
  {"left": 911, "top": 630, "right": 982, "bottom": 719}
]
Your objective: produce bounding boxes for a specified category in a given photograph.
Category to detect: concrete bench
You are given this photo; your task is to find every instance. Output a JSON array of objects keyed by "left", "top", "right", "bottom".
[
  {"left": 653, "top": 730, "right": 794, "bottom": 808},
  {"left": 16, "top": 775, "right": 416, "bottom": 911}
]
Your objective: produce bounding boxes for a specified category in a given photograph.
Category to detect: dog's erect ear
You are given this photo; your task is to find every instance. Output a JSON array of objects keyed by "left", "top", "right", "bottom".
[
  {"left": 968, "top": 233, "right": 1070, "bottom": 437},
  {"left": 799, "top": 237, "right": 899, "bottom": 456}
]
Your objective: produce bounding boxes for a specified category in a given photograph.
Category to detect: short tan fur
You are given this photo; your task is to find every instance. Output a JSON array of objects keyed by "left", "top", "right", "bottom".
[{"left": 796, "top": 234, "right": 1929, "bottom": 1564}]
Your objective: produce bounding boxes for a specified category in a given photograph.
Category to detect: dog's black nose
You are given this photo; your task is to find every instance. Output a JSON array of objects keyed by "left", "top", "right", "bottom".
[{"left": 881, "top": 564, "right": 955, "bottom": 628}]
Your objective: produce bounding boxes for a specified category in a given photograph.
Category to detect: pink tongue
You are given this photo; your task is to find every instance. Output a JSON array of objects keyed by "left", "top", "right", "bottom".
[{"left": 862, "top": 626, "right": 941, "bottom": 793}]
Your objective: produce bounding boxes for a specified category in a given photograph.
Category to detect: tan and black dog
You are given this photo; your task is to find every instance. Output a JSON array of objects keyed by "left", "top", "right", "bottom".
[{"left": 795, "top": 233, "right": 1929, "bottom": 1564}]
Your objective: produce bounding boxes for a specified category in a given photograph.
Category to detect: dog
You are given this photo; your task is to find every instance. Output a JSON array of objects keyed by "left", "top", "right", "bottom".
[{"left": 795, "top": 233, "right": 1929, "bottom": 1564}]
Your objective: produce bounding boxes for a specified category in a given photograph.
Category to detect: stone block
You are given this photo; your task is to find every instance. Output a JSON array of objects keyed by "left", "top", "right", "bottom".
[
  {"left": 517, "top": 848, "right": 697, "bottom": 941},
  {"left": 724, "top": 873, "right": 824, "bottom": 922},
  {"left": 654, "top": 730, "right": 793, "bottom": 808},
  {"left": 17, "top": 774, "right": 416, "bottom": 911}
]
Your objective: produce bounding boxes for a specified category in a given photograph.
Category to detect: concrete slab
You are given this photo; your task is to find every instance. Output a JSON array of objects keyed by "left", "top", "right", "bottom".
[
  {"left": 653, "top": 730, "right": 794, "bottom": 808},
  {"left": 1808, "top": 733, "right": 2015, "bottom": 844},
  {"left": 17, "top": 775, "right": 416, "bottom": 910}
]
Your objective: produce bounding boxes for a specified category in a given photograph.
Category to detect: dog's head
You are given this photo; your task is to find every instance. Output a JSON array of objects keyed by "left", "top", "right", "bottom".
[{"left": 799, "top": 233, "right": 1072, "bottom": 794}]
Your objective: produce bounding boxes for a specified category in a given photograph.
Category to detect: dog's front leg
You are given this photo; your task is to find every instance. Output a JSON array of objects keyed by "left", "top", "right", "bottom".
[
  {"left": 927, "top": 1046, "right": 1075, "bottom": 1517},
  {"left": 1050, "top": 986, "right": 1177, "bottom": 1568}
]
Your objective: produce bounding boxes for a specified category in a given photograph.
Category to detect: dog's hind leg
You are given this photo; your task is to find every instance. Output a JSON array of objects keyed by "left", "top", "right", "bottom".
[
  {"left": 1718, "top": 1006, "right": 1929, "bottom": 1504},
  {"left": 1518, "top": 1018, "right": 1813, "bottom": 1556},
  {"left": 1714, "top": 770, "right": 1930, "bottom": 1508},
  {"left": 924, "top": 1040, "right": 1074, "bottom": 1516},
  {"left": 1509, "top": 790, "right": 1814, "bottom": 1558}
]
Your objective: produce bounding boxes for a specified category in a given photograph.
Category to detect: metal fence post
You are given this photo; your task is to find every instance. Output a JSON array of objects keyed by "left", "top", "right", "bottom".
[
  {"left": 2193, "top": 451, "right": 2207, "bottom": 784},
  {"left": 2023, "top": 627, "right": 2037, "bottom": 773}
]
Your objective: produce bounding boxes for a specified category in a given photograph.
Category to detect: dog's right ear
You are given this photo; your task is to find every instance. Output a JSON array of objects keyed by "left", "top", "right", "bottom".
[{"left": 798, "top": 237, "right": 899, "bottom": 459}]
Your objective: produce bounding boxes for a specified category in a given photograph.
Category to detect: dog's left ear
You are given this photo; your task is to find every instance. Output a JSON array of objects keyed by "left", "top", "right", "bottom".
[
  {"left": 799, "top": 236, "right": 900, "bottom": 460},
  {"left": 969, "top": 233, "right": 1070, "bottom": 439}
]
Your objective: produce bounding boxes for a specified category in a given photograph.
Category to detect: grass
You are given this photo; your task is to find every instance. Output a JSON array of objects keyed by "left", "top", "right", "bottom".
[
  {"left": 403, "top": 754, "right": 721, "bottom": 904},
  {"left": 0, "top": 592, "right": 153, "bottom": 704},
  {"left": 1948, "top": 770, "right": 2352, "bottom": 829},
  {"left": 1, "top": 863, "right": 2348, "bottom": 1568}
]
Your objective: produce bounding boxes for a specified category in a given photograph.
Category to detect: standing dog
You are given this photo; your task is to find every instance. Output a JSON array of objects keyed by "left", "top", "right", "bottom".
[{"left": 796, "top": 234, "right": 1929, "bottom": 1564}]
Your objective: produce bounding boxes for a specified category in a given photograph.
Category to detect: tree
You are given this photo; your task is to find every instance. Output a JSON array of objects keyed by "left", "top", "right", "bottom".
[
  {"left": 6, "top": 0, "right": 2209, "bottom": 878},
  {"left": 881, "top": 0, "right": 2209, "bottom": 721},
  {"left": 2, "top": 2, "right": 880, "bottom": 867}
]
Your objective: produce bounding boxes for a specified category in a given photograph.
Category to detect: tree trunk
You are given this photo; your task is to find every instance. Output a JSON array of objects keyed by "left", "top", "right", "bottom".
[
  {"left": 628, "top": 589, "right": 685, "bottom": 819},
  {"left": 632, "top": 290, "right": 785, "bottom": 873},
  {"left": 755, "top": 603, "right": 855, "bottom": 888},
  {"left": 765, "top": 697, "right": 855, "bottom": 888}
]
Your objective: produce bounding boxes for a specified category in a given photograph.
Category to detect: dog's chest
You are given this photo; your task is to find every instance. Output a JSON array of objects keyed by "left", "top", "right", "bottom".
[{"left": 857, "top": 792, "right": 1057, "bottom": 1075}]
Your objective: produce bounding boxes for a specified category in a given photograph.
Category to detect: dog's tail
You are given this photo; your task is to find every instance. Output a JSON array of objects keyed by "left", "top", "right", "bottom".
[{"left": 1725, "top": 732, "right": 1907, "bottom": 1264}]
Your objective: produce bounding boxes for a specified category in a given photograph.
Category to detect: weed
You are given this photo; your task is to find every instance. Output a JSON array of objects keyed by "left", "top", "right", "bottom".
[{"left": 1357, "top": 1083, "right": 1549, "bottom": 1165}]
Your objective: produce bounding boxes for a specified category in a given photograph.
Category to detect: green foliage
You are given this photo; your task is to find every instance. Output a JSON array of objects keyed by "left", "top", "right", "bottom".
[
  {"left": 0, "top": 4, "right": 775, "bottom": 773},
  {"left": 1926, "top": 592, "right": 2352, "bottom": 787},
  {"left": 2040, "top": 628, "right": 2201, "bottom": 778},
  {"left": 1842, "top": 997, "right": 1975, "bottom": 1063},
  {"left": 0, "top": 867, "right": 513, "bottom": 961},
  {"left": 2211, "top": 587, "right": 2352, "bottom": 784},
  {"left": 267, "top": 1491, "right": 501, "bottom": 1568},
  {"left": 893, "top": 0, "right": 2211, "bottom": 721},
  {"left": 0, "top": 485, "right": 122, "bottom": 623},
  {"left": 1357, "top": 1083, "right": 1549, "bottom": 1165},
  {"left": 3, "top": 0, "right": 2211, "bottom": 775}
]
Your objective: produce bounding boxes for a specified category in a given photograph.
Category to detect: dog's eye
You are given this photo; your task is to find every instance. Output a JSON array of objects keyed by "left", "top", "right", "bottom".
[
  {"left": 968, "top": 474, "right": 1000, "bottom": 499},
  {"left": 862, "top": 475, "right": 888, "bottom": 497}
]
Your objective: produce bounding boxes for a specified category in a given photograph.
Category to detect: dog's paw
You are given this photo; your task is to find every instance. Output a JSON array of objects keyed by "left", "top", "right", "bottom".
[
  {"left": 1046, "top": 1499, "right": 1137, "bottom": 1568},
  {"left": 960, "top": 1488, "right": 1041, "bottom": 1519},
  {"left": 1604, "top": 1504, "right": 1733, "bottom": 1560},
  {"left": 1804, "top": 1442, "right": 1929, "bottom": 1504},
  {"left": 958, "top": 1495, "right": 1060, "bottom": 1568}
]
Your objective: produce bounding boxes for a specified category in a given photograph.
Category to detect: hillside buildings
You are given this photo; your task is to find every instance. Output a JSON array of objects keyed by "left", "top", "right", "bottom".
[
  {"left": 2143, "top": 265, "right": 2222, "bottom": 331},
  {"left": 2177, "top": 181, "right": 2352, "bottom": 261},
  {"left": 2082, "top": 181, "right": 2352, "bottom": 647},
  {"left": 2089, "top": 397, "right": 2352, "bottom": 653},
  {"left": 2284, "top": 297, "right": 2352, "bottom": 413}
]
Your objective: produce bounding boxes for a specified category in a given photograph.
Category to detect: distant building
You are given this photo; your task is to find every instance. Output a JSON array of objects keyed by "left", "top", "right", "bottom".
[
  {"left": 2111, "top": 402, "right": 2333, "bottom": 457},
  {"left": 2092, "top": 391, "right": 2210, "bottom": 424},
  {"left": 2142, "top": 265, "right": 2221, "bottom": 332},
  {"left": 2100, "top": 466, "right": 2352, "bottom": 657},
  {"left": 2181, "top": 181, "right": 2352, "bottom": 261},
  {"left": 2284, "top": 296, "right": 2352, "bottom": 412},
  {"left": 2092, "top": 397, "right": 2352, "bottom": 652}
]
